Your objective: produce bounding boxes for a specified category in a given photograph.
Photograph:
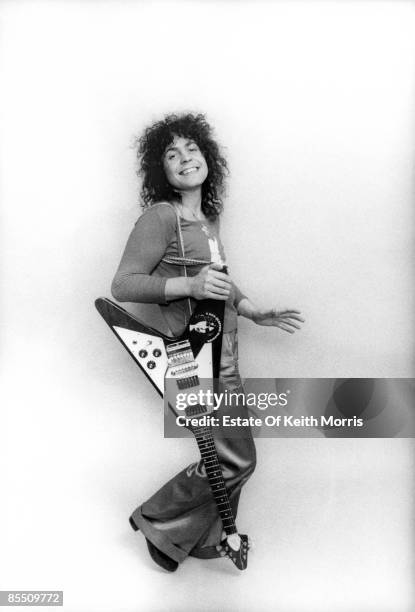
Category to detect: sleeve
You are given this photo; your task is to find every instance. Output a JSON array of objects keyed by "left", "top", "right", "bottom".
[
  {"left": 111, "top": 204, "right": 176, "bottom": 304},
  {"left": 232, "top": 281, "right": 248, "bottom": 309}
]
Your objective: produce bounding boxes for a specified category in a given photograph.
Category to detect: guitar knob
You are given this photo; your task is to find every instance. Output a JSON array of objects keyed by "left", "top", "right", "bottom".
[
  {"left": 138, "top": 349, "right": 148, "bottom": 358},
  {"left": 147, "top": 360, "right": 156, "bottom": 369},
  {"left": 153, "top": 349, "right": 162, "bottom": 357}
]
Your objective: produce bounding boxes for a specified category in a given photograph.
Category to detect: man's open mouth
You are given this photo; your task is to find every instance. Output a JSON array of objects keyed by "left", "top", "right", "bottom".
[{"left": 179, "top": 167, "right": 199, "bottom": 175}]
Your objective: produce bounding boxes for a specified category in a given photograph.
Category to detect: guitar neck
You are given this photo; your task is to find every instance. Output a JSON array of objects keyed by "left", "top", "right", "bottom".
[
  {"left": 191, "top": 421, "right": 237, "bottom": 536},
  {"left": 165, "top": 336, "right": 238, "bottom": 536}
]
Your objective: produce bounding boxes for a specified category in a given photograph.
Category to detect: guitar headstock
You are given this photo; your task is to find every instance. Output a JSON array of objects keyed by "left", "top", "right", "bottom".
[{"left": 217, "top": 533, "right": 249, "bottom": 571}]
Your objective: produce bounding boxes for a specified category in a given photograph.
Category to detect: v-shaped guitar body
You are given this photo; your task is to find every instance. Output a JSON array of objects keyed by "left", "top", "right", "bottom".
[{"left": 95, "top": 297, "right": 224, "bottom": 398}]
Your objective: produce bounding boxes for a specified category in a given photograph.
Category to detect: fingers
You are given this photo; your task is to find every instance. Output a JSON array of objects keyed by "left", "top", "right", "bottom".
[
  {"left": 209, "top": 270, "right": 231, "bottom": 285},
  {"left": 285, "top": 314, "right": 305, "bottom": 323},
  {"left": 209, "top": 262, "right": 227, "bottom": 272},
  {"left": 205, "top": 269, "right": 231, "bottom": 299},
  {"left": 280, "top": 320, "right": 302, "bottom": 330},
  {"left": 207, "top": 287, "right": 230, "bottom": 299},
  {"left": 209, "top": 278, "right": 231, "bottom": 291},
  {"left": 205, "top": 292, "right": 229, "bottom": 301},
  {"left": 277, "top": 317, "right": 305, "bottom": 333},
  {"left": 273, "top": 309, "right": 305, "bottom": 324},
  {"left": 277, "top": 322, "right": 297, "bottom": 334},
  {"left": 191, "top": 264, "right": 232, "bottom": 300},
  {"left": 277, "top": 313, "right": 305, "bottom": 333},
  {"left": 277, "top": 310, "right": 305, "bottom": 322},
  {"left": 201, "top": 264, "right": 231, "bottom": 287}
]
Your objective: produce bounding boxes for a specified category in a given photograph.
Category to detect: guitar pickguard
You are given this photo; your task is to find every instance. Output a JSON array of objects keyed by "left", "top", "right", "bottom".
[{"left": 113, "top": 327, "right": 168, "bottom": 395}]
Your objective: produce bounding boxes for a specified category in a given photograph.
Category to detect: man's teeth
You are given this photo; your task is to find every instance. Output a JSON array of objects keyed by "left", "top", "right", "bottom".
[{"left": 181, "top": 168, "right": 198, "bottom": 175}]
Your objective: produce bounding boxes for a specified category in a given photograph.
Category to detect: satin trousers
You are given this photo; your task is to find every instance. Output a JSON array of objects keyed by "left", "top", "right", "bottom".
[{"left": 130, "top": 330, "right": 257, "bottom": 563}]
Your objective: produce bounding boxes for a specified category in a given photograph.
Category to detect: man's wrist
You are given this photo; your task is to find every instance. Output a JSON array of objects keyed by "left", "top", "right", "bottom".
[
  {"left": 237, "top": 298, "right": 256, "bottom": 320},
  {"left": 165, "top": 276, "right": 193, "bottom": 301}
]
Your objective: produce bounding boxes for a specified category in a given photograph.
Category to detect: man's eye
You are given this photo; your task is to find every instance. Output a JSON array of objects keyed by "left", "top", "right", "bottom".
[{"left": 167, "top": 153, "right": 176, "bottom": 160}]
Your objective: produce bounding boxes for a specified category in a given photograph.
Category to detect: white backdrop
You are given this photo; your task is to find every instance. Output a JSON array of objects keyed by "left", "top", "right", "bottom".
[{"left": 0, "top": 2, "right": 414, "bottom": 612}]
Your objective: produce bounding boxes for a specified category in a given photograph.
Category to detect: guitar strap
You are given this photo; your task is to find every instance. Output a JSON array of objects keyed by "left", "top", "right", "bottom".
[{"left": 161, "top": 206, "right": 211, "bottom": 327}]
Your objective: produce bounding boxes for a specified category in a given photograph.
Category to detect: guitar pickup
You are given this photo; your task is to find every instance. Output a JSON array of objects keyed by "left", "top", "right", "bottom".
[{"left": 170, "top": 364, "right": 198, "bottom": 376}]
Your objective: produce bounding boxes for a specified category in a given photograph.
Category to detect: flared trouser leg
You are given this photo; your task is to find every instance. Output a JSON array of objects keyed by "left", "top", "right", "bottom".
[{"left": 130, "top": 330, "right": 256, "bottom": 563}]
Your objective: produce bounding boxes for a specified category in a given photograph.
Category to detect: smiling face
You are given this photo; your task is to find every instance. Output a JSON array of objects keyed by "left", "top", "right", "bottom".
[{"left": 162, "top": 135, "right": 208, "bottom": 193}]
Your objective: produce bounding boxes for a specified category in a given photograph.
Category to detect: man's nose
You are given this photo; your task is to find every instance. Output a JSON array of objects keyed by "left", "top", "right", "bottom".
[{"left": 180, "top": 150, "right": 192, "bottom": 163}]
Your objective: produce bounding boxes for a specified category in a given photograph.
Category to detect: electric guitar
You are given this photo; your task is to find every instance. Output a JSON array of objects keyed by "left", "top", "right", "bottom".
[{"left": 95, "top": 296, "right": 249, "bottom": 570}]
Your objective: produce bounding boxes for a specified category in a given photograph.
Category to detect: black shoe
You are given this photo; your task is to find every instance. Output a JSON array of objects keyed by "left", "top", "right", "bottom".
[
  {"left": 129, "top": 516, "right": 139, "bottom": 532},
  {"left": 145, "top": 538, "right": 178, "bottom": 572}
]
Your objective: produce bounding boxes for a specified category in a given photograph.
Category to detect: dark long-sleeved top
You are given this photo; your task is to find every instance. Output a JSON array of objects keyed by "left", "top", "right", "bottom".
[{"left": 111, "top": 202, "right": 246, "bottom": 335}]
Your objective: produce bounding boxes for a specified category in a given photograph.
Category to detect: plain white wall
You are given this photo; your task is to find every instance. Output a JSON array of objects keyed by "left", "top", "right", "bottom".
[{"left": 0, "top": 2, "right": 414, "bottom": 612}]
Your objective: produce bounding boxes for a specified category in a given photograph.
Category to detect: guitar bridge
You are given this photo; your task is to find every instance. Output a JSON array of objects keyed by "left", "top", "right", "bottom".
[{"left": 166, "top": 340, "right": 200, "bottom": 391}]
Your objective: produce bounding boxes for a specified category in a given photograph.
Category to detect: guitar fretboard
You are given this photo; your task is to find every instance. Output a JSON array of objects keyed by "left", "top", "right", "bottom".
[{"left": 192, "top": 421, "right": 237, "bottom": 535}]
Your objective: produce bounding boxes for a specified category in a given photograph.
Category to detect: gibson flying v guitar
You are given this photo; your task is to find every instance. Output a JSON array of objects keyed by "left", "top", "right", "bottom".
[{"left": 95, "top": 296, "right": 249, "bottom": 570}]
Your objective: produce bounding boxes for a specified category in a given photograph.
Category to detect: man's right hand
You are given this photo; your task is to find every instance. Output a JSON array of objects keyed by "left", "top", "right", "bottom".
[{"left": 188, "top": 263, "right": 231, "bottom": 300}]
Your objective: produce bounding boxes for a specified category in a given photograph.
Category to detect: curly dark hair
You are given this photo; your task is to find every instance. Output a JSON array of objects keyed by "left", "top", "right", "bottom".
[{"left": 136, "top": 112, "right": 228, "bottom": 219}]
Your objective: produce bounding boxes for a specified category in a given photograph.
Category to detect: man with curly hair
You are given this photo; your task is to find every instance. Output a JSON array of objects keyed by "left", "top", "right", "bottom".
[{"left": 112, "top": 112, "right": 304, "bottom": 571}]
